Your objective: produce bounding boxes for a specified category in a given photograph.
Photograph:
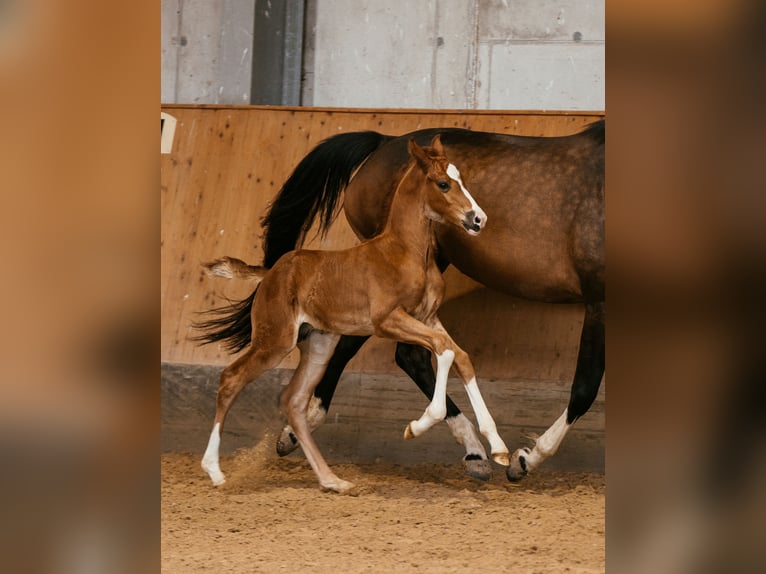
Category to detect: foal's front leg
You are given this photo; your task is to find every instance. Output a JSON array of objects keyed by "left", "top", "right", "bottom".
[
  {"left": 375, "top": 308, "right": 509, "bottom": 466},
  {"left": 395, "top": 343, "right": 492, "bottom": 481},
  {"left": 447, "top": 341, "right": 510, "bottom": 467}
]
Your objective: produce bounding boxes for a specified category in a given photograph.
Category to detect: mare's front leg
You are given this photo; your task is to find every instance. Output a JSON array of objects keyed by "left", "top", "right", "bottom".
[
  {"left": 395, "top": 343, "right": 492, "bottom": 480},
  {"left": 507, "top": 301, "right": 604, "bottom": 481},
  {"left": 276, "top": 335, "right": 369, "bottom": 456},
  {"left": 281, "top": 330, "right": 355, "bottom": 494}
]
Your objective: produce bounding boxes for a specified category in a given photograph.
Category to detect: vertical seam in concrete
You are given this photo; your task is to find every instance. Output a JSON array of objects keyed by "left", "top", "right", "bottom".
[
  {"left": 431, "top": 0, "right": 439, "bottom": 105},
  {"left": 175, "top": 0, "right": 183, "bottom": 103},
  {"left": 469, "top": 0, "right": 480, "bottom": 109},
  {"left": 216, "top": 1, "right": 225, "bottom": 104}
]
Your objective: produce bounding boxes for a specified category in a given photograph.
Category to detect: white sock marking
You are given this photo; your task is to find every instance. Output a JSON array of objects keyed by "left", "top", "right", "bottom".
[
  {"left": 464, "top": 377, "right": 507, "bottom": 456},
  {"left": 524, "top": 410, "right": 570, "bottom": 469},
  {"left": 408, "top": 349, "right": 454, "bottom": 436},
  {"left": 202, "top": 423, "right": 226, "bottom": 485}
]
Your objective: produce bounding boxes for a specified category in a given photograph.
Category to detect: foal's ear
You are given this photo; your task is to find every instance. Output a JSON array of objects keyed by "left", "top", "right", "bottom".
[
  {"left": 408, "top": 138, "right": 430, "bottom": 171},
  {"left": 429, "top": 134, "right": 444, "bottom": 156}
]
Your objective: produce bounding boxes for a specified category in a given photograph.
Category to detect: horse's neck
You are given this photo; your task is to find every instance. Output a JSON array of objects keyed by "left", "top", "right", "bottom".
[{"left": 379, "top": 165, "right": 435, "bottom": 263}]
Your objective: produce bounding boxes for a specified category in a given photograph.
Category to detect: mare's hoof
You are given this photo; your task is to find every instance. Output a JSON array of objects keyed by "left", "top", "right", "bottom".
[
  {"left": 463, "top": 455, "right": 492, "bottom": 481},
  {"left": 506, "top": 449, "right": 529, "bottom": 482},
  {"left": 403, "top": 422, "right": 416, "bottom": 440},
  {"left": 276, "top": 427, "right": 299, "bottom": 456}
]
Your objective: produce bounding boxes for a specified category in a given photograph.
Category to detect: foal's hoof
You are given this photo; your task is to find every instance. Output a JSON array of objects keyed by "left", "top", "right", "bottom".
[
  {"left": 276, "top": 426, "right": 299, "bottom": 456},
  {"left": 492, "top": 451, "right": 511, "bottom": 467},
  {"left": 201, "top": 460, "right": 226, "bottom": 486},
  {"left": 403, "top": 422, "right": 417, "bottom": 440},
  {"left": 319, "top": 479, "right": 357, "bottom": 495},
  {"left": 506, "top": 449, "right": 530, "bottom": 482},
  {"left": 463, "top": 454, "right": 492, "bottom": 481}
]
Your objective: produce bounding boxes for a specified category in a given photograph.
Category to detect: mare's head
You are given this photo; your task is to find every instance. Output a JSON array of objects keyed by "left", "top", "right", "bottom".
[{"left": 408, "top": 135, "right": 487, "bottom": 235}]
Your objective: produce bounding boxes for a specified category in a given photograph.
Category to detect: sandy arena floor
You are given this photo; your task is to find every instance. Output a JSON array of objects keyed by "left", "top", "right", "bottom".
[{"left": 162, "top": 434, "right": 604, "bottom": 573}]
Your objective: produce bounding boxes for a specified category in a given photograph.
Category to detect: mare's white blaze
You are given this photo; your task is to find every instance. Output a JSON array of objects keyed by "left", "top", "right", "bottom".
[
  {"left": 201, "top": 422, "right": 226, "bottom": 485},
  {"left": 463, "top": 377, "right": 508, "bottom": 459},
  {"left": 408, "top": 349, "right": 454, "bottom": 436},
  {"left": 523, "top": 409, "right": 570, "bottom": 469},
  {"left": 446, "top": 413, "right": 488, "bottom": 458},
  {"left": 446, "top": 163, "right": 486, "bottom": 220}
]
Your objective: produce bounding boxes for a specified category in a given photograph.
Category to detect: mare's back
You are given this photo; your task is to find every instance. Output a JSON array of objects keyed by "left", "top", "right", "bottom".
[{"left": 344, "top": 125, "right": 604, "bottom": 301}]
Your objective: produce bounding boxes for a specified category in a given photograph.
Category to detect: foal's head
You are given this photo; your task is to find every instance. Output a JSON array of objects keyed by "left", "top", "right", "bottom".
[{"left": 408, "top": 135, "right": 487, "bottom": 235}]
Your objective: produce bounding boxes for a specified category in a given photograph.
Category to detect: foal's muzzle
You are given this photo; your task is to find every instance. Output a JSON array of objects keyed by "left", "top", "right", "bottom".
[{"left": 462, "top": 209, "right": 487, "bottom": 234}]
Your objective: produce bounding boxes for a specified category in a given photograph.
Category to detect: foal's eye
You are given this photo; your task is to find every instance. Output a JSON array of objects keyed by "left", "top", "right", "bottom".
[{"left": 437, "top": 180, "right": 450, "bottom": 192}]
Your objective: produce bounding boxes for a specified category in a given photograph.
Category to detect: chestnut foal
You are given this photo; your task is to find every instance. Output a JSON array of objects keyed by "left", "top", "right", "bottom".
[{"left": 196, "top": 136, "right": 509, "bottom": 493}]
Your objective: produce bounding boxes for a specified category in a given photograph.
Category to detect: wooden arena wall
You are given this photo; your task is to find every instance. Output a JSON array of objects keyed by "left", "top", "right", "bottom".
[{"left": 161, "top": 105, "right": 604, "bottom": 380}]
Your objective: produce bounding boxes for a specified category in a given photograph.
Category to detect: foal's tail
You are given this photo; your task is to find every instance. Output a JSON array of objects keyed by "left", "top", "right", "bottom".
[
  {"left": 261, "top": 130, "right": 389, "bottom": 267},
  {"left": 191, "top": 257, "right": 267, "bottom": 353},
  {"left": 202, "top": 256, "right": 267, "bottom": 281}
]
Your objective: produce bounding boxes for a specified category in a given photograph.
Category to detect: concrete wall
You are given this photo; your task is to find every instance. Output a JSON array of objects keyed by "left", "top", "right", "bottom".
[
  {"left": 161, "top": 0, "right": 604, "bottom": 110},
  {"left": 161, "top": 0, "right": 254, "bottom": 104}
]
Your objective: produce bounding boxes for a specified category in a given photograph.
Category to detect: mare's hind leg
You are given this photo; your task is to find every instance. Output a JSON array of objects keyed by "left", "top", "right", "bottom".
[
  {"left": 507, "top": 301, "right": 605, "bottom": 481},
  {"left": 280, "top": 331, "right": 354, "bottom": 493},
  {"left": 276, "top": 335, "right": 369, "bottom": 456},
  {"left": 395, "top": 343, "right": 492, "bottom": 481}
]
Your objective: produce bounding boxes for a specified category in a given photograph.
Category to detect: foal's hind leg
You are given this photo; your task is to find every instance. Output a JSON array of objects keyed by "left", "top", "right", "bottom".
[
  {"left": 276, "top": 335, "right": 369, "bottom": 456},
  {"left": 280, "top": 331, "right": 355, "bottom": 494},
  {"left": 507, "top": 301, "right": 605, "bottom": 481},
  {"left": 395, "top": 343, "right": 492, "bottom": 481},
  {"left": 202, "top": 342, "right": 294, "bottom": 486}
]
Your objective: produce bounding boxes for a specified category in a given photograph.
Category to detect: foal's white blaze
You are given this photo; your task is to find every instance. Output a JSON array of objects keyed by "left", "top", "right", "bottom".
[
  {"left": 446, "top": 163, "right": 487, "bottom": 223},
  {"left": 202, "top": 422, "right": 226, "bottom": 485}
]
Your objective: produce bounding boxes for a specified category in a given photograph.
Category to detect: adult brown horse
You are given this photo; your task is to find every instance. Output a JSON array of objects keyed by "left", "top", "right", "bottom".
[{"left": 258, "top": 120, "right": 604, "bottom": 482}]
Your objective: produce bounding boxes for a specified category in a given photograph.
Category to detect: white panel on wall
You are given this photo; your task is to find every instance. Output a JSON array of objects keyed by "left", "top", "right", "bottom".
[
  {"left": 311, "top": 0, "right": 437, "bottom": 108},
  {"left": 482, "top": 43, "right": 604, "bottom": 110},
  {"left": 480, "top": 0, "right": 604, "bottom": 43},
  {"left": 308, "top": 0, "right": 603, "bottom": 110}
]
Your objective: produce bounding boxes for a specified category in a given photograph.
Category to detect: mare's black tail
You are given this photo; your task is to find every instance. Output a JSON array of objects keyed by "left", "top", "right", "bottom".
[
  {"left": 582, "top": 118, "right": 605, "bottom": 145},
  {"left": 261, "top": 130, "right": 389, "bottom": 267},
  {"left": 193, "top": 130, "right": 388, "bottom": 353}
]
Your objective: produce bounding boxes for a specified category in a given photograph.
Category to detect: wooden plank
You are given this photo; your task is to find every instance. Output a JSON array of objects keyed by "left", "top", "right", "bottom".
[
  {"left": 161, "top": 363, "right": 604, "bottom": 472},
  {"left": 161, "top": 106, "right": 603, "bottom": 377}
]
